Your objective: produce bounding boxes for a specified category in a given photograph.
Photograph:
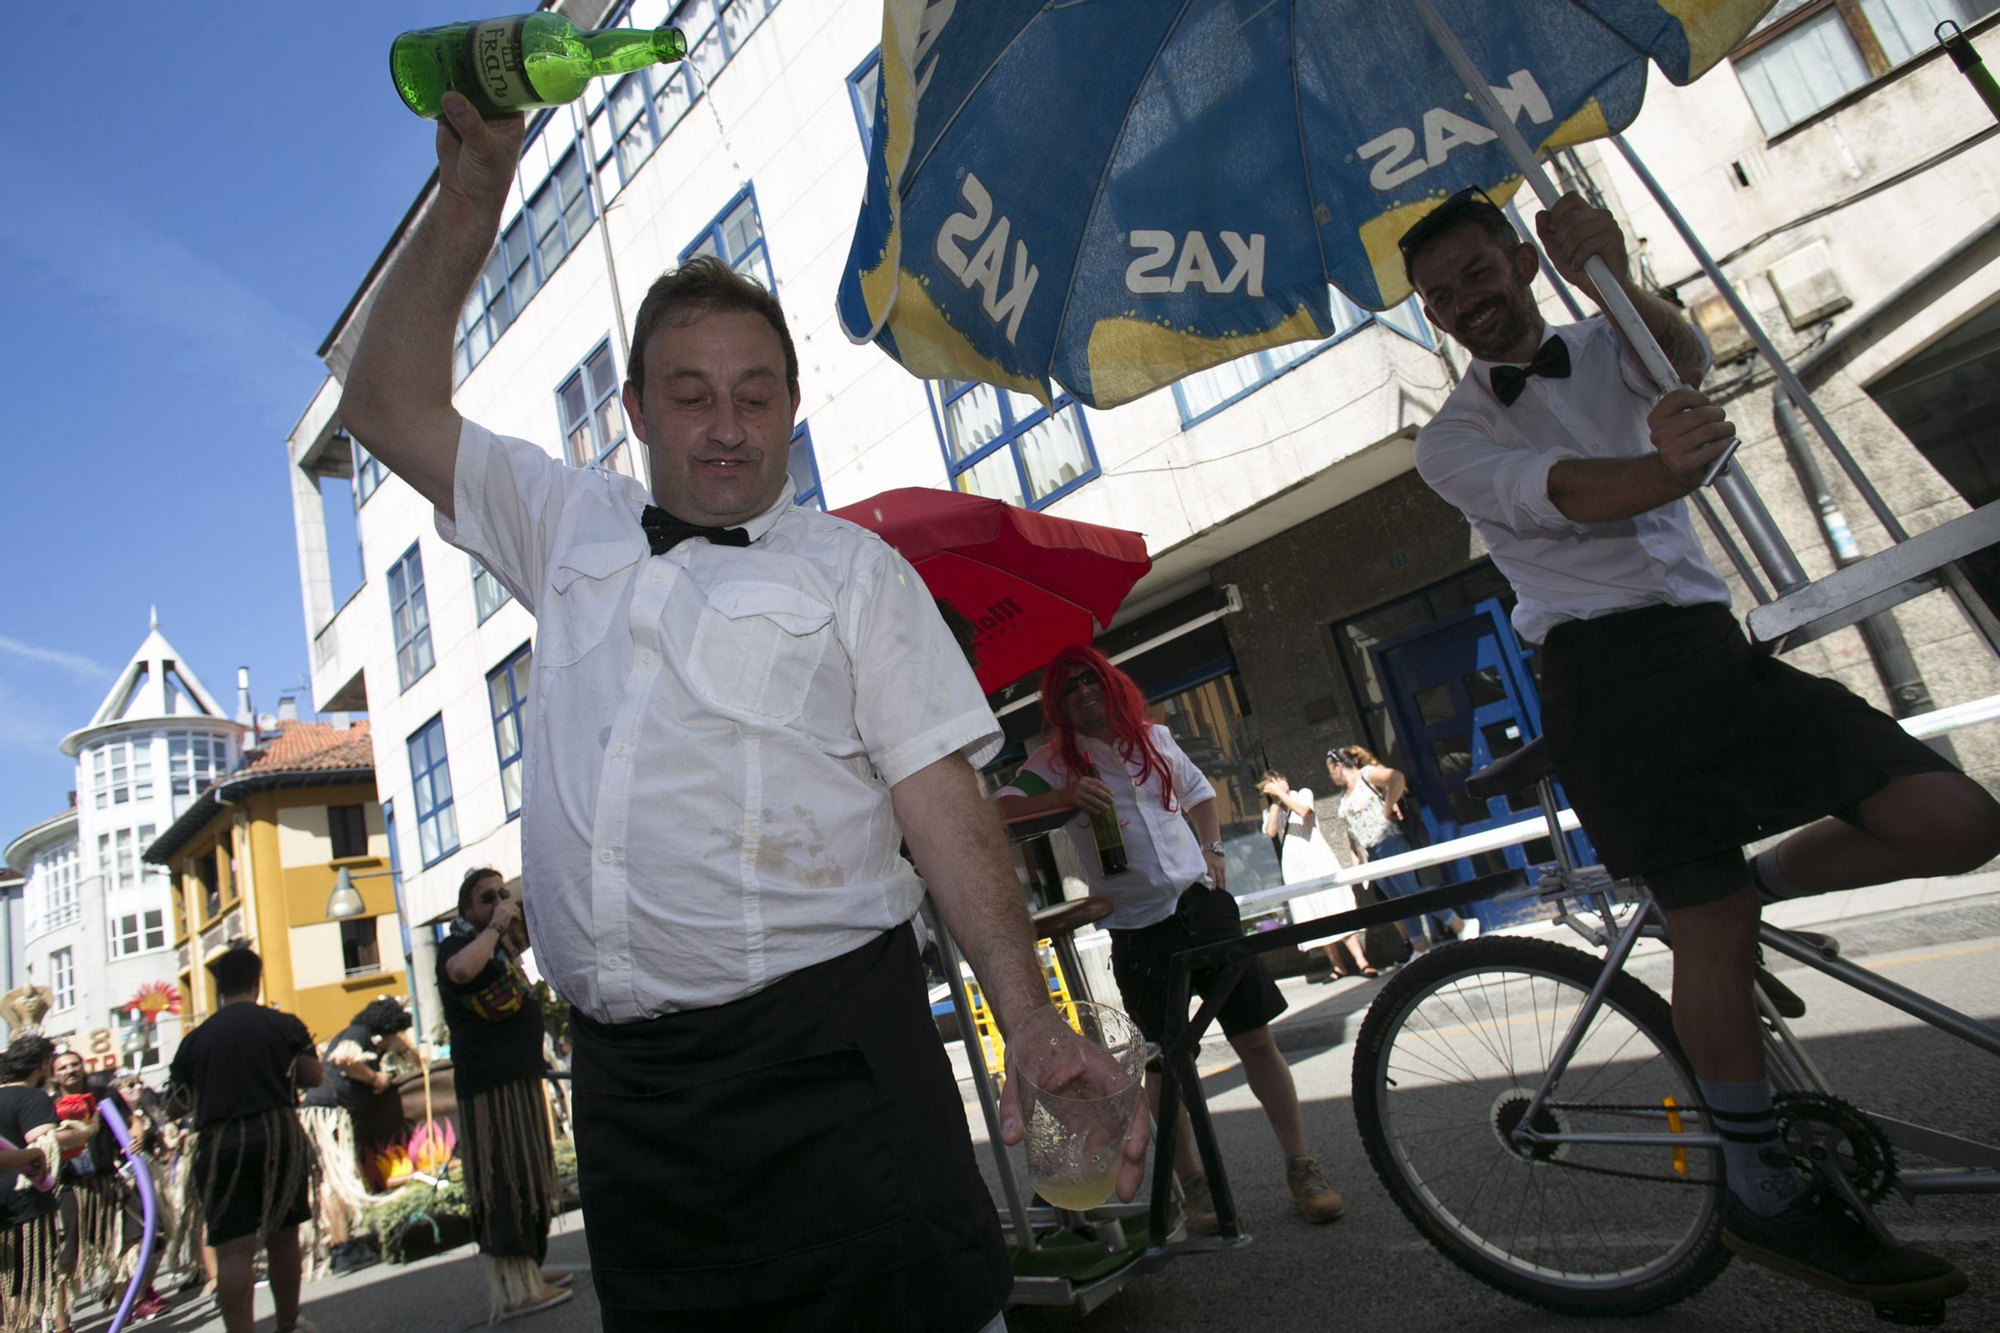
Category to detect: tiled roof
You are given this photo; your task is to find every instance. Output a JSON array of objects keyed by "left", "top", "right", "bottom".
[{"left": 239, "top": 721, "right": 374, "bottom": 776}]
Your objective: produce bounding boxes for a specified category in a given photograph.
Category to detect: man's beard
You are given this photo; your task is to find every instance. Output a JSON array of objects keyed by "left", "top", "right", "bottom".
[{"left": 1454, "top": 290, "right": 1538, "bottom": 362}]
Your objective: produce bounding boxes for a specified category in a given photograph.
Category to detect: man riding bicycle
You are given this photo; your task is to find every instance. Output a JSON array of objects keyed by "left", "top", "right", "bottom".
[{"left": 1401, "top": 186, "right": 2000, "bottom": 1308}]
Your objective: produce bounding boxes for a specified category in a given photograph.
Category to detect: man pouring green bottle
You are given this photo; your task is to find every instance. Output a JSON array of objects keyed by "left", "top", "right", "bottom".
[{"left": 345, "top": 17, "right": 1149, "bottom": 1332}]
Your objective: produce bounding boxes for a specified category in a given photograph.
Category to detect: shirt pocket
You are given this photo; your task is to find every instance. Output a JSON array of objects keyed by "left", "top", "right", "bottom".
[
  {"left": 684, "top": 580, "right": 835, "bottom": 725},
  {"left": 540, "top": 540, "right": 641, "bottom": 667}
]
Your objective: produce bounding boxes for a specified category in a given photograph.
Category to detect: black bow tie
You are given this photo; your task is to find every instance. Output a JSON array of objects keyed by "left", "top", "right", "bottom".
[
  {"left": 1490, "top": 335, "right": 1571, "bottom": 406},
  {"left": 641, "top": 504, "right": 752, "bottom": 555}
]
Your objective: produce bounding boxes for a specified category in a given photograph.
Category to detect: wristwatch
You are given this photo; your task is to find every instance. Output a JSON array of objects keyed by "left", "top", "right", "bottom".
[{"left": 1202, "top": 841, "right": 1224, "bottom": 856}]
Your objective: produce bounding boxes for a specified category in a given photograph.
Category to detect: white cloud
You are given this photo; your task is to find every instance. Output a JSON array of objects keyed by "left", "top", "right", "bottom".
[{"left": 0, "top": 635, "right": 108, "bottom": 681}]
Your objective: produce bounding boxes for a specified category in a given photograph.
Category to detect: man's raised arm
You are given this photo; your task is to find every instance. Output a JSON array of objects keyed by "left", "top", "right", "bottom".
[{"left": 338, "top": 94, "right": 525, "bottom": 521}]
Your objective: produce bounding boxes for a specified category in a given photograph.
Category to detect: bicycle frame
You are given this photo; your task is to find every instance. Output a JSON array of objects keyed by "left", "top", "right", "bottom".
[{"left": 1502, "top": 782, "right": 2000, "bottom": 1204}]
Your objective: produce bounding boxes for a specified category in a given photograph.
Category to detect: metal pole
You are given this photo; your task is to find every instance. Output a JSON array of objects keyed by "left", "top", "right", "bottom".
[
  {"left": 1772, "top": 393, "right": 1949, "bottom": 738},
  {"left": 1614, "top": 131, "right": 2000, "bottom": 658},
  {"left": 1404, "top": 0, "right": 1810, "bottom": 595}
]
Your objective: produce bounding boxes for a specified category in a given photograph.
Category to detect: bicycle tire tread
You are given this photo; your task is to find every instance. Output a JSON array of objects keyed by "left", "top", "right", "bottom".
[{"left": 1351, "top": 936, "right": 1732, "bottom": 1316}]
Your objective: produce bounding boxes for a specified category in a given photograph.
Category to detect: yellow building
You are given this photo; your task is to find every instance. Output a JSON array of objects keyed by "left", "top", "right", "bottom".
[{"left": 146, "top": 720, "right": 408, "bottom": 1041}]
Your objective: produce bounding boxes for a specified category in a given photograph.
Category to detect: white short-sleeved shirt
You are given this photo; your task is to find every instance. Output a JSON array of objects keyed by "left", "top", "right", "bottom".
[
  {"left": 437, "top": 420, "right": 1001, "bottom": 1022},
  {"left": 995, "top": 725, "right": 1215, "bottom": 930},
  {"left": 1414, "top": 317, "right": 1731, "bottom": 645}
]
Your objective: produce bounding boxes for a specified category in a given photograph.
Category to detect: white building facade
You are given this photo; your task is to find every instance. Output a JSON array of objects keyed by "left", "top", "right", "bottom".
[
  {"left": 286, "top": 0, "right": 2000, "bottom": 947},
  {"left": 3, "top": 619, "right": 244, "bottom": 1071}
]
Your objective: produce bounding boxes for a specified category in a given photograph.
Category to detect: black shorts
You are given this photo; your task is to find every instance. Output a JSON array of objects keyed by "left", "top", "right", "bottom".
[
  {"left": 196, "top": 1117, "right": 312, "bottom": 1247},
  {"left": 1540, "top": 603, "right": 1957, "bottom": 910},
  {"left": 1110, "top": 884, "right": 1288, "bottom": 1046}
]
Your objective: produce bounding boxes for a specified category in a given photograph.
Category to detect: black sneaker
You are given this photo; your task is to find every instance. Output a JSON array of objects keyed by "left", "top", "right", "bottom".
[{"left": 1722, "top": 1189, "right": 1967, "bottom": 1304}]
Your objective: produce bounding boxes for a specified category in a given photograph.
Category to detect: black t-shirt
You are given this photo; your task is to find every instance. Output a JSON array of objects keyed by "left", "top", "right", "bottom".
[
  {"left": 169, "top": 1002, "right": 315, "bottom": 1129},
  {"left": 299, "top": 1023, "right": 373, "bottom": 1112},
  {"left": 0, "top": 1085, "right": 60, "bottom": 1227},
  {"left": 437, "top": 933, "right": 547, "bottom": 1099}
]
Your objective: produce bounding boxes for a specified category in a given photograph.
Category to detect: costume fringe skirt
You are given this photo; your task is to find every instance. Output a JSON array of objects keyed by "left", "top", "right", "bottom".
[{"left": 1, "top": 1211, "right": 63, "bottom": 1333}]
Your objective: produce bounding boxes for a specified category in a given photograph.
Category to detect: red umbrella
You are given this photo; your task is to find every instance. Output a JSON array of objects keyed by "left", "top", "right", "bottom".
[{"left": 831, "top": 488, "right": 1152, "bottom": 693}]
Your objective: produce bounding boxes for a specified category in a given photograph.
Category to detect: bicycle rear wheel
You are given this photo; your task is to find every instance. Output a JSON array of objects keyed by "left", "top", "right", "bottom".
[{"left": 1352, "top": 936, "right": 1729, "bottom": 1315}]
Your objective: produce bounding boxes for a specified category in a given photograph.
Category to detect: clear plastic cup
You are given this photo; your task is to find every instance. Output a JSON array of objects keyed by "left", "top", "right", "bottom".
[{"left": 1017, "top": 1002, "right": 1146, "bottom": 1211}]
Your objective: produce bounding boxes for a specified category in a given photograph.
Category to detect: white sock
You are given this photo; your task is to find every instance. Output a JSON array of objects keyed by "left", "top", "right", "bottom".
[{"left": 1698, "top": 1077, "right": 1806, "bottom": 1216}]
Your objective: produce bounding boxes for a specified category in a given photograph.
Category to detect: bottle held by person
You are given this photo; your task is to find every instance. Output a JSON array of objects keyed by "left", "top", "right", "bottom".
[
  {"left": 1081, "top": 761, "right": 1129, "bottom": 875},
  {"left": 391, "top": 13, "right": 688, "bottom": 119}
]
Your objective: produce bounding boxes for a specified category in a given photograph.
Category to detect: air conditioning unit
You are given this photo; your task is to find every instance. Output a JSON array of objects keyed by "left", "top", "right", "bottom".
[{"left": 1767, "top": 241, "right": 1852, "bottom": 329}]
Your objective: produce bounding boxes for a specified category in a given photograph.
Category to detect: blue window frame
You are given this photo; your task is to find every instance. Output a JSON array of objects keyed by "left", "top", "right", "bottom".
[
  {"left": 387, "top": 543, "right": 434, "bottom": 691},
  {"left": 680, "top": 186, "right": 776, "bottom": 291},
  {"left": 452, "top": 147, "right": 595, "bottom": 385},
  {"left": 788, "top": 422, "right": 823, "bottom": 509},
  {"left": 586, "top": 1, "right": 783, "bottom": 190},
  {"left": 1171, "top": 291, "right": 1436, "bottom": 427},
  {"left": 471, "top": 556, "right": 512, "bottom": 623},
  {"left": 406, "top": 715, "right": 459, "bottom": 867},
  {"left": 558, "top": 340, "right": 633, "bottom": 475},
  {"left": 349, "top": 433, "right": 384, "bottom": 506},
  {"left": 848, "top": 49, "right": 881, "bottom": 152},
  {"left": 487, "top": 644, "right": 532, "bottom": 821},
  {"left": 929, "top": 382, "right": 1100, "bottom": 509}
]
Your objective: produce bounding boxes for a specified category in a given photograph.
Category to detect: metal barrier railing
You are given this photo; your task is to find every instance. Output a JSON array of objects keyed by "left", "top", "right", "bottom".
[{"left": 1226, "top": 690, "right": 2000, "bottom": 920}]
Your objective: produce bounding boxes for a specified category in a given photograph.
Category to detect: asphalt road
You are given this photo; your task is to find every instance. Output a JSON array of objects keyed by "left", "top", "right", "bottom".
[{"left": 96, "top": 905, "right": 2000, "bottom": 1333}]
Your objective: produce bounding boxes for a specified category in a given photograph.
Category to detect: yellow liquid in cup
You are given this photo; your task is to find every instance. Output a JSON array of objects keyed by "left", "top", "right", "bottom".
[{"left": 1030, "top": 1158, "right": 1122, "bottom": 1211}]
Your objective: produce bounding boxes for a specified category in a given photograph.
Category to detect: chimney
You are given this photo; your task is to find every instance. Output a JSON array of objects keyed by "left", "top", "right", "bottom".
[
  {"left": 236, "top": 667, "right": 255, "bottom": 730},
  {"left": 67, "top": 791, "right": 76, "bottom": 808},
  {"left": 277, "top": 694, "right": 300, "bottom": 724}
]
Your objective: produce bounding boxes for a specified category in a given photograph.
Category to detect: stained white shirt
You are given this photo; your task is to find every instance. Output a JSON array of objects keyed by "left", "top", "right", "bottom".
[
  {"left": 995, "top": 725, "right": 1215, "bottom": 931},
  {"left": 1414, "top": 316, "right": 1731, "bottom": 645},
  {"left": 438, "top": 420, "right": 1001, "bottom": 1022}
]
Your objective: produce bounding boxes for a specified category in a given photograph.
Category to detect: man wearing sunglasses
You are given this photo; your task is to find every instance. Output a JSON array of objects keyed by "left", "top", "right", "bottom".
[{"left": 1402, "top": 187, "right": 2000, "bottom": 1308}]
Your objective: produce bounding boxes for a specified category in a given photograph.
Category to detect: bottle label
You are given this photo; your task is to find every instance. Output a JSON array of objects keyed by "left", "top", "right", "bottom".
[{"left": 466, "top": 19, "right": 533, "bottom": 109}]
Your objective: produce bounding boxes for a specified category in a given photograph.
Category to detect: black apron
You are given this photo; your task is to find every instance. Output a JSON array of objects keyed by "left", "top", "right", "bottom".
[
  {"left": 1539, "top": 601, "right": 1891, "bottom": 877},
  {"left": 570, "top": 924, "right": 1009, "bottom": 1330}
]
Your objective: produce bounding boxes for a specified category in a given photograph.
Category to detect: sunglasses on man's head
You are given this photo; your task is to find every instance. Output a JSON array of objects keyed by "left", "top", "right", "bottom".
[
  {"left": 1061, "top": 669, "right": 1103, "bottom": 697},
  {"left": 1396, "top": 184, "right": 1502, "bottom": 256}
]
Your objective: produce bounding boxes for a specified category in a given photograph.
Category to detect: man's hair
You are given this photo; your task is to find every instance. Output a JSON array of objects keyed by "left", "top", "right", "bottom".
[
  {"left": 457, "top": 866, "right": 503, "bottom": 919},
  {"left": 354, "top": 997, "right": 413, "bottom": 1038},
  {"left": 207, "top": 945, "right": 262, "bottom": 996},
  {"left": 1398, "top": 189, "right": 1523, "bottom": 292},
  {"left": 1038, "top": 645, "right": 1178, "bottom": 811},
  {"left": 626, "top": 255, "right": 799, "bottom": 404},
  {"left": 0, "top": 1034, "right": 55, "bottom": 1083}
]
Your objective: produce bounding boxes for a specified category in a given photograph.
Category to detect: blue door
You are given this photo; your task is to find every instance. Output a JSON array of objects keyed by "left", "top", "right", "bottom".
[{"left": 1368, "top": 600, "right": 1589, "bottom": 926}]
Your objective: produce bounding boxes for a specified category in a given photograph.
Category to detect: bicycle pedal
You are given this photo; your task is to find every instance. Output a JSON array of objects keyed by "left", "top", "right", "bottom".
[
  {"left": 1872, "top": 1300, "right": 1947, "bottom": 1326},
  {"left": 1755, "top": 966, "right": 1807, "bottom": 1020}
]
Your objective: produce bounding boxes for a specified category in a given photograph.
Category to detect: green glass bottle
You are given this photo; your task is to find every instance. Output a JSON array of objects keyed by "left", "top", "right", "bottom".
[{"left": 391, "top": 13, "right": 688, "bottom": 119}]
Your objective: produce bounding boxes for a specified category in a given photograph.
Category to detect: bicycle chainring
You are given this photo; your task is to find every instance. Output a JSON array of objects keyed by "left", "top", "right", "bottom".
[{"left": 1773, "top": 1092, "right": 1898, "bottom": 1204}]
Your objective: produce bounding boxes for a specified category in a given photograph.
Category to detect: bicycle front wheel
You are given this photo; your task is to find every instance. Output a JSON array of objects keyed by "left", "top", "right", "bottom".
[{"left": 1352, "top": 936, "right": 1729, "bottom": 1315}]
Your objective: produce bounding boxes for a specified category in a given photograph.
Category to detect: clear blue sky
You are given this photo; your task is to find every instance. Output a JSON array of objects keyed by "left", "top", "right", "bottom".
[{"left": 0, "top": 3, "right": 478, "bottom": 845}]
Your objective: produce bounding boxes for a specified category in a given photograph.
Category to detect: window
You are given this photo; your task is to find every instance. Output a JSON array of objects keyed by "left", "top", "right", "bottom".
[
  {"left": 681, "top": 187, "right": 776, "bottom": 292},
  {"left": 97, "top": 827, "right": 153, "bottom": 893},
  {"left": 848, "top": 49, "right": 881, "bottom": 152},
  {"left": 340, "top": 918, "right": 382, "bottom": 977},
  {"left": 32, "top": 846, "right": 80, "bottom": 936},
  {"left": 108, "top": 910, "right": 166, "bottom": 959},
  {"left": 90, "top": 735, "right": 154, "bottom": 809},
  {"left": 408, "top": 715, "right": 459, "bottom": 867},
  {"left": 452, "top": 149, "right": 596, "bottom": 385},
  {"left": 388, "top": 543, "right": 435, "bottom": 691},
  {"left": 931, "top": 382, "right": 1100, "bottom": 508},
  {"left": 558, "top": 341, "right": 633, "bottom": 475},
  {"left": 1171, "top": 291, "right": 1433, "bottom": 425},
  {"left": 472, "top": 557, "right": 513, "bottom": 623},
  {"left": 168, "top": 732, "right": 228, "bottom": 798},
  {"left": 194, "top": 853, "right": 221, "bottom": 922},
  {"left": 609, "top": 70, "right": 661, "bottom": 182},
  {"left": 488, "top": 646, "right": 533, "bottom": 821},
  {"left": 1733, "top": 0, "right": 2000, "bottom": 135},
  {"left": 350, "top": 434, "right": 384, "bottom": 506},
  {"left": 49, "top": 948, "right": 74, "bottom": 1010},
  {"left": 788, "top": 422, "right": 823, "bottom": 509},
  {"left": 329, "top": 804, "right": 369, "bottom": 860}
]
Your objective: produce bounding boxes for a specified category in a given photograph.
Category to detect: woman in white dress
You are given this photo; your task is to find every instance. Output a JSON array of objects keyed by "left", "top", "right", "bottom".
[{"left": 1259, "top": 772, "right": 1377, "bottom": 979}]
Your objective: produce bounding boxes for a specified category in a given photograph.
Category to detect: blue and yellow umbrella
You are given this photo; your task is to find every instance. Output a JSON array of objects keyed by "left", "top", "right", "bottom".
[{"left": 837, "top": 0, "right": 1774, "bottom": 409}]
